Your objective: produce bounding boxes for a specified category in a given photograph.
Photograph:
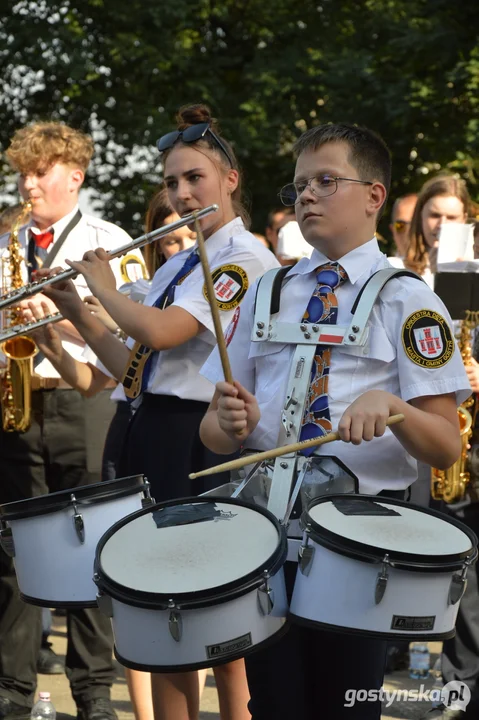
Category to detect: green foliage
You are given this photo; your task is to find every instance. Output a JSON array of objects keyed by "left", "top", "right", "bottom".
[{"left": 1, "top": 0, "right": 478, "bottom": 247}]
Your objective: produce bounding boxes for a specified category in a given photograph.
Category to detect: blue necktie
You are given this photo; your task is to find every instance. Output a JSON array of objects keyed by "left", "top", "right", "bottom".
[
  {"left": 299, "top": 262, "right": 348, "bottom": 456},
  {"left": 122, "top": 250, "right": 201, "bottom": 400}
]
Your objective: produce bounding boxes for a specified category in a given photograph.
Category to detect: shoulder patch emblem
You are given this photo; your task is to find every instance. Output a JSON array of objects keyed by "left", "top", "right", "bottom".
[
  {"left": 402, "top": 309, "right": 455, "bottom": 368},
  {"left": 224, "top": 307, "right": 240, "bottom": 347},
  {"left": 203, "top": 264, "right": 248, "bottom": 311}
]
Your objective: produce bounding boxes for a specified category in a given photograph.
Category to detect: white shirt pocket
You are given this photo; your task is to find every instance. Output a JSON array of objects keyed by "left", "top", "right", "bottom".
[
  {"left": 329, "top": 325, "right": 398, "bottom": 403},
  {"left": 249, "top": 342, "right": 292, "bottom": 405}
]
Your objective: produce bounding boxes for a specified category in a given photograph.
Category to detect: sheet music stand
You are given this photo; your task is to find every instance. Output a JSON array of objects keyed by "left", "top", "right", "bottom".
[{"left": 434, "top": 273, "right": 479, "bottom": 320}]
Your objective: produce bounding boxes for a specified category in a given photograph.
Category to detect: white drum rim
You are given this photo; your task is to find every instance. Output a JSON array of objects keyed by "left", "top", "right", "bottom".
[
  {"left": 0, "top": 475, "right": 148, "bottom": 522},
  {"left": 303, "top": 494, "right": 478, "bottom": 572},
  {"left": 94, "top": 495, "right": 288, "bottom": 610}
]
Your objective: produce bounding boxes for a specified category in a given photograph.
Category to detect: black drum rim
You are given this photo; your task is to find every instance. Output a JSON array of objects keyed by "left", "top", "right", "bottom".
[
  {"left": 0, "top": 475, "right": 147, "bottom": 521},
  {"left": 94, "top": 495, "right": 288, "bottom": 610},
  {"left": 302, "top": 493, "right": 478, "bottom": 572}
]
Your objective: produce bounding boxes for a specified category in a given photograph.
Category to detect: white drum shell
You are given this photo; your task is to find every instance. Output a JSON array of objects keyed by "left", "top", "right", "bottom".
[
  {"left": 10, "top": 493, "right": 144, "bottom": 605},
  {"left": 108, "top": 565, "right": 288, "bottom": 670},
  {"left": 290, "top": 538, "right": 463, "bottom": 638}
]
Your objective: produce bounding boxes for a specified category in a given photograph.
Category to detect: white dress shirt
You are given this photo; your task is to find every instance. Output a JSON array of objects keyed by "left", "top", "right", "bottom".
[
  {"left": 0, "top": 205, "right": 138, "bottom": 378},
  {"left": 114, "top": 217, "right": 279, "bottom": 403},
  {"left": 202, "top": 238, "right": 471, "bottom": 494}
]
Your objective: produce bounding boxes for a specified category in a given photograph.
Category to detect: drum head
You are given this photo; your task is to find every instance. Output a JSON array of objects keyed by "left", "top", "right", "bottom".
[
  {"left": 306, "top": 495, "right": 475, "bottom": 566},
  {"left": 97, "top": 498, "right": 284, "bottom": 600}
]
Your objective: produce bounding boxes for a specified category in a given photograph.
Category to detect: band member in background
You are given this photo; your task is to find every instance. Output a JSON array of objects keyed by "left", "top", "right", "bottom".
[
  {"left": 405, "top": 175, "right": 469, "bottom": 279},
  {"left": 264, "top": 206, "right": 291, "bottom": 255},
  {"left": 33, "top": 104, "right": 279, "bottom": 720},
  {"left": 389, "top": 193, "right": 417, "bottom": 260},
  {"left": 404, "top": 178, "right": 479, "bottom": 719},
  {"left": 142, "top": 186, "right": 196, "bottom": 275},
  {"left": 200, "top": 123, "right": 470, "bottom": 719},
  {"left": 276, "top": 217, "right": 313, "bottom": 266},
  {"left": 386, "top": 192, "right": 417, "bottom": 270},
  {"left": 0, "top": 121, "right": 134, "bottom": 720}
]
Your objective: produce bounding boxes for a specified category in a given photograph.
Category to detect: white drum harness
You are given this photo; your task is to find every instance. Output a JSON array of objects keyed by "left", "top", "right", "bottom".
[{"left": 251, "top": 267, "right": 424, "bottom": 546}]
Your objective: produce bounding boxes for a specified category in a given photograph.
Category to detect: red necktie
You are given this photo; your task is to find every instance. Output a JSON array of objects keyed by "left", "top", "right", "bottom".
[{"left": 32, "top": 230, "right": 54, "bottom": 250}]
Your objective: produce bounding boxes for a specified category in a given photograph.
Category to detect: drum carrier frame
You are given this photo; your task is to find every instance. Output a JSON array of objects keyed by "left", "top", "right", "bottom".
[{"left": 206, "top": 268, "right": 426, "bottom": 560}]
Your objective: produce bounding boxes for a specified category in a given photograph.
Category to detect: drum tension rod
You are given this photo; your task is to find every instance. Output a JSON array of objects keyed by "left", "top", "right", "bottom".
[
  {"left": 168, "top": 599, "right": 183, "bottom": 642},
  {"left": 375, "top": 554, "right": 390, "bottom": 605},
  {"left": 141, "top": 479, "right": 155, "bottom": 507},
  {"left": 299, "top": 528, "right": 315, "bottom": 577},
  {"left": 257, "top": 570, "right": 275, "bottom": 615},
  {"left": 95, "top": 584, "right": 113, "bottom": 618},
  {"left": 70, "top": 493, "right": 85, "bottom": 544},
  {"left": 448, "top": 552, "right": 475, "bottom": 606}
]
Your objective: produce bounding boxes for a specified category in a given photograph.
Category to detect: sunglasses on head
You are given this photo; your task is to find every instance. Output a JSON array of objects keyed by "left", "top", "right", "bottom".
[
  {"left": 393, "top": 220, "right": 411, "bottom": 233},
  {"left": 156, "top": 122, "right": 234, "bottom": 168}
]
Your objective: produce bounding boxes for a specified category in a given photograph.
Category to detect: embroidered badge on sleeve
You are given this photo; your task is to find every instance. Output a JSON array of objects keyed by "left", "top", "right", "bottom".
[
  {"left": 203, "top": 264, "right": 248, "bottom": 311},
  {"left": 402, "top": 309, "right": 455, "bottom": 368}
]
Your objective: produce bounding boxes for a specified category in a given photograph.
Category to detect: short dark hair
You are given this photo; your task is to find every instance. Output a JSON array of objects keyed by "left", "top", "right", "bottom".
[{"left": 293, "top": 123, "right": 392, "bottom": 203}]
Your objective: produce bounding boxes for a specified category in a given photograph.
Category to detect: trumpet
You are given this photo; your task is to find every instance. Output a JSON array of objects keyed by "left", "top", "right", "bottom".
[{"left": 0, "top": 205, "right": 218, "bottom": 311}]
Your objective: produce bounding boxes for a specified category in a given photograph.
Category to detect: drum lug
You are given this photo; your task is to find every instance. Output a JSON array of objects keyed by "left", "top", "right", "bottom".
[
  {"left": 0, "top": 522, "right": 15, "bottom": 558},
  {"left": 375, "top": 554, "right": 390, "bottom": 605},
  {"left": 168, "top": 600, "right": 183, "bottom": 642},
  {"left": 448, "top": 574, "right": 466, "bottom": 606},
  {"left": 95, "top": 591, "right": 113, "bottom": 618},
  {"left": 141, "top": 479, "right": 155, "bottom": 507},
  {"left": 299, "top": 531, "right": 315, "bottom": 576},
  {"left": 257, "top": 571, "right": 275, "bottom": 615},
  {"left": 70, "top": 494, "right": 85, "bottom": 544},
  {"left": 448, "top": 555, "right": 473, "bottom": 606}
]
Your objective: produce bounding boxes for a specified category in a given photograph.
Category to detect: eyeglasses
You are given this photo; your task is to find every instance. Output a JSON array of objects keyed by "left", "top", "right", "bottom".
[
  {"left": 156, "top": 122, "right": 234, "bottom": 168},
  {"left": 392, "top": 220, "right": 411, "bottom": 233},
  {"left": 278, "top": 174, "right": 373, "bottom": 207}
]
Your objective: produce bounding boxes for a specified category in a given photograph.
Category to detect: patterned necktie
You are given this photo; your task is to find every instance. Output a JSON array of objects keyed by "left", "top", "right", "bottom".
[
  {"left": 299, "top": 262, "right": 348, "bottom": 455},
  {"left": 122, "top": 250, "right": 201, "bottom": 400}
]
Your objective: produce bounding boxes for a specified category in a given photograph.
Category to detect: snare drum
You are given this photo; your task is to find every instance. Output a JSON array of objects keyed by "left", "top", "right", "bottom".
[
  {"left": 94, "top": 496, "right": 288, "bottom": 671},
  {"left": 290, "top": 494, "right": 478, "bottom": 639},
  {"left": 0, "top": 475, "right": 150, "bottom": 608}
]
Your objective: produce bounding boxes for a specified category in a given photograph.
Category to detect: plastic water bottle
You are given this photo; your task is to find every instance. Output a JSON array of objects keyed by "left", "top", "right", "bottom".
[
  {"left": 431, "top": 657, "right": 444, "bottom": 709},
  {"left": 31, "top": 692, "right": 56, "bottom": 720},
  {"left": 409, "top": 642, "right": 430, "bottom": 679}
]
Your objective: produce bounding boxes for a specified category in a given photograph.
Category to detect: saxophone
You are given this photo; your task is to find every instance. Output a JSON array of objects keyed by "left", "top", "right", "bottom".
[
  {"left": 431, "top": 310, "right": 479, "bottom": 503},
  {"left": 0, "top": 201, "right": 38, "bottom": 432}
]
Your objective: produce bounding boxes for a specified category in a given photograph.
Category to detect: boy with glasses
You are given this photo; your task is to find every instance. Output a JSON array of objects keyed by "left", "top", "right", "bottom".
[{"left": 200, "top": 123, "right": 470, "bottom": 718}]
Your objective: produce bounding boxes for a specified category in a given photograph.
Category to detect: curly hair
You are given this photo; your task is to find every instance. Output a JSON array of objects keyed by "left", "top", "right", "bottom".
[{"left": 6, "top": 121, "right": 94, "bottom": 174}]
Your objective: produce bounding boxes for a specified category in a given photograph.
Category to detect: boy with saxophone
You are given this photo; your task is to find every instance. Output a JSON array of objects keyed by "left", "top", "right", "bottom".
[{"left": 0, "top": 121, "right": 132, "bottom": 720}]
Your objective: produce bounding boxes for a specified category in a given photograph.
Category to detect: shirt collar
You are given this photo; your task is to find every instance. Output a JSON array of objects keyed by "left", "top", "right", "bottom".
[
  {"left": 289, "top": 237, "right": 383, "bottom": 285},
  {"left": 29, "top": 205, "right": 80, "bottom": 240}
]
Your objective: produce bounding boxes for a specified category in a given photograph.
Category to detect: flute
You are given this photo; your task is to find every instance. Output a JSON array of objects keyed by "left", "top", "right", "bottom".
[{"left": 0, "top": 205, "right": 218, "bottom": 311}]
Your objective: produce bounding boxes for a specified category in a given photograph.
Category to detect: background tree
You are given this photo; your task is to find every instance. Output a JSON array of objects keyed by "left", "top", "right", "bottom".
[{"left": 1, "top": 0, "right": 478, "bottom": 245}]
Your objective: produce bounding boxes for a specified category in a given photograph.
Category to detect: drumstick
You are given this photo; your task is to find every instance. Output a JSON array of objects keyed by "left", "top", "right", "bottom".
[
  {"left": 189, "top": 413, "right": 405, "bottom": 479},
  {"left": 194, "top": 216, "right": 233, "bottom": 384}
]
